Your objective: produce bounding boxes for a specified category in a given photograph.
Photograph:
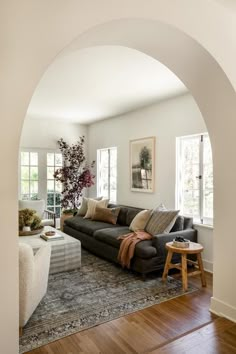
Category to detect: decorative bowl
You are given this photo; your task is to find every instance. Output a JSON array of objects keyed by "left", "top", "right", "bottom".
[
  {"left": 172, "top": 240, "right": 190, "bottom": 248},
  {"left": 45, "top": 230, "right": 56, "bottom": 236}
]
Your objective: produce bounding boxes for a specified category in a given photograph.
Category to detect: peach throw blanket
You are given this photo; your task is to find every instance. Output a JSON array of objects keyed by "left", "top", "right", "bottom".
[{"left": 118, "top": 230, "right": 152, "bottom": 269}]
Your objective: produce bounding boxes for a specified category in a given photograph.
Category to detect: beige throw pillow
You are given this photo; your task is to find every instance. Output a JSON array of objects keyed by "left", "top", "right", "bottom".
[
  {"left": 84, "top": 199, "right": 109, "bottom": 219},
  {"left": 78, "top": 196, "right": 103, "bottom": 216},
  {"left": 129, "top": 209, "right": 152, "bottom": 232}
]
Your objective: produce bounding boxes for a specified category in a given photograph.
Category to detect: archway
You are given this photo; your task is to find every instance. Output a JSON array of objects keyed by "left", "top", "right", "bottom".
[{"left": 1, "top": 4, "right": 236, "bottom": 353}]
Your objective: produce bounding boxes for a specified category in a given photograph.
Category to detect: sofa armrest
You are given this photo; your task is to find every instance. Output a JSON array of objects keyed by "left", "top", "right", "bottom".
[{"left": 152, "top": 229, "right": 198, "bottom": 258}]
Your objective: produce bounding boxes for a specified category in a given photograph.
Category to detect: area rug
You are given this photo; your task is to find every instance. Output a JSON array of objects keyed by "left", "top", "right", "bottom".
[{"left": 20, "top": 249, "right": 197, "bottom": 353}]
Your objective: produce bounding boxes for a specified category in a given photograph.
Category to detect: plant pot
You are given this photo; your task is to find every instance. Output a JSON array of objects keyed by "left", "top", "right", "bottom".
[
  {"left": 23, "top": 226, "right": 31, "bottom": 232},
  {"left": 60, "top": 213, "right": 74, "bottom": 231}
]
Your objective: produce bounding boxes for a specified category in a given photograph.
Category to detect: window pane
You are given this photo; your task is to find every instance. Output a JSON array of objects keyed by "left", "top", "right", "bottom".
[
  {"left": 47, "top": 180, "right": 54, "bottom": 193},
  {"left": 30, "top": 152, "right": 38, "bottom": 165},
  {"left": 47, "top": 193, "right": 54, "bottom": 206},
  {"left": 183, "top": 190, "right": 200, "bottom": 217},
  {"left": 55, "top": 193, "right": 61, "bottom": 205},
  {"left": 204, "top": 164, "right": 213, "bottom": 189},
  {"left": 47, "top": 166, "right": 55, "bottom": 179},
  {"left": 110, "top": 149, "right": 117, "bottom": 167},
  {"left": 55, "top": 207, "right": 61, "bottom": 217},
  {"left": 30, "top": 193, "right": 38, "bottom": 200},
  {"left": 21, "top": 166, "right": 29, "bottom": 180},
  {"left": 47, "top": 206, "right": 54, "bottom": 212},
  {"left": 30, "top": 166, "right": 38, "bottom": 180},
  {"left": 203, "top": 189, "right": 213, "bottom": 218},
  {"left": 183, "top": 164, "right": 200, "bottom": 190},
  {"left": 21, "top": 180, "right": 29, "bottom": 194},
  {"left": 182, "top": 137, "right": 200, "bottom": 164},
  {"left": 47, "top": 153, "right": 54, "bottom": 166},
  {"left": 204, "top": 136, "right": 212, "bottom": 164},
  {"left": 55, "top": 153, "right": 62, "bottom": 166},
  {"left": 30, "top": 181, "right": 38, "bottom": 194},
  {"left": 22, "top": 194, "right": 29, "bottom": 200},
  {"left": 55, "top": 181, "right": 62, "bottom": 193},
  {"left": 21, "top": 152, "right": 29, "bottom": 165}
]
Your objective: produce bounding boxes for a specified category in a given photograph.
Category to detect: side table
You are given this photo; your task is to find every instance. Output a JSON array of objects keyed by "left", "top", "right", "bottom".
[{"left": 162, "top": 241, "right": 206, "bottom": 291}]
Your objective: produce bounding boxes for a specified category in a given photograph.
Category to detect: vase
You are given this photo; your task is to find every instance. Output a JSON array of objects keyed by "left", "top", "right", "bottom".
[
  {"left": 23, "top": 226, "right": 31, "bottom": 232},
  {"left": 60, "top": 213, "right": 73, "bottom": 231}
]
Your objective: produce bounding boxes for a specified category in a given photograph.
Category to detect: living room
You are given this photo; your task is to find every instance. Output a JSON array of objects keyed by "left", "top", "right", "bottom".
[{"left": 2, "top": 2, "right": 236, "bottom": 354}]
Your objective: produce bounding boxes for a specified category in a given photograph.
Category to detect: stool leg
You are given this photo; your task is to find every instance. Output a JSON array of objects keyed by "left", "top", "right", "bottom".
[
  {"left": 197, "top": 253, "right": 207, "bottom": 287},
  {"left": 181, "top": 253, "right": 188, "bottom": 291},
  {"left": 162, "top": 250, "right": 173, "bottom": 282}
]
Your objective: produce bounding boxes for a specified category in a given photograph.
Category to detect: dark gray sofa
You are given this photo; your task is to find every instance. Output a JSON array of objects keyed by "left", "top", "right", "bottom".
[{"left": 64, "top": 204, "right": 197, "bottom": 276}]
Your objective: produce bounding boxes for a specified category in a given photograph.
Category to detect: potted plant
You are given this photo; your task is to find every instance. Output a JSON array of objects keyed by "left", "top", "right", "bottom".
[
  {"left": 19, "top": 208, "right": 42, "bottom": 235},
  {"left": 54, "top": 136, "right": 95, "bottom": 229}
]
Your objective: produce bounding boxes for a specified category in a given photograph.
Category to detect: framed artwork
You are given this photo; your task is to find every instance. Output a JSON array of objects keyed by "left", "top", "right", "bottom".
[{"left": 130, "top": 136, "right": 155, "bottom": 193}]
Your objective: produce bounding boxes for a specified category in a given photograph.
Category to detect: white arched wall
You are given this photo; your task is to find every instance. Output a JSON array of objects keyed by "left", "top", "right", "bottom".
[{"left": 1, "top": 2, "right": 236, "bottom": 353}]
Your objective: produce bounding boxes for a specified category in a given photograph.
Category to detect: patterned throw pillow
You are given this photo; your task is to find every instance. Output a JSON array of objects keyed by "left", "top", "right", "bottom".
[
  {"left": 92, "top": 206, "right": 120, "bottom": 225},
  {"left": 84, "top": 199, "right": 109, "bottom": 219},
  {"left": 78, "top": 197, "right": 103, "bottom": 216},
  {"left": 129, "top": 209, "right": 152, "bottom": 232},
  {"left": 145, "top": 209, "right": 179, "bottom": 236}
]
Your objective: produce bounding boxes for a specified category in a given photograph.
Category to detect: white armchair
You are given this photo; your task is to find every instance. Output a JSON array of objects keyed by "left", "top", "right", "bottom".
[
  {"left": 19, "top": 243, "right": 51, "bottom": 331},
  {"left": 19, "top": 199, "right": 56, "bottom": 227}
]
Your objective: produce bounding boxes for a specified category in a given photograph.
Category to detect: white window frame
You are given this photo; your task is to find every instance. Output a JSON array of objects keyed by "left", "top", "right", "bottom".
[
  {"left": 97, "top": 147, "right": 117, "bottom": 203},
  {"left": 176, "top": 133, "right": 213, "bottom": 225},
  {"left": 20, "top": 151, "right": 39, "bottom": 200},
  {"left": 19, "top": 148, "right": 62, "bottom": 225}
]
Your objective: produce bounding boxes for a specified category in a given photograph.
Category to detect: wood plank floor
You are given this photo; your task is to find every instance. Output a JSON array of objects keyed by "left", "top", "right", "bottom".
[{"left": 25, "top": 272, "right": 236, "bottom": 354}]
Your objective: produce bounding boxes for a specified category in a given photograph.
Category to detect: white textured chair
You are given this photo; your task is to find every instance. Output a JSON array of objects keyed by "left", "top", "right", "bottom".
[
  {"left": 19, "top": 199, "right": 56, "bottom": 227},
  {"left": 19, "top": 243, "right": 51, "bottom": 332}
]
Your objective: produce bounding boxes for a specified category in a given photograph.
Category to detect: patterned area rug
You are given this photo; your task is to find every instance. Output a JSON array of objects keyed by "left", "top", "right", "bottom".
[{"left": 20, "top": 249, "right": 197, "bottom": 353}]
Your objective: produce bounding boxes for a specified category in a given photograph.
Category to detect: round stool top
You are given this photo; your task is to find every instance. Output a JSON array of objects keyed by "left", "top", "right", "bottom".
[{"left": 165, "top": 241, "right": 204, "bottom": 254}]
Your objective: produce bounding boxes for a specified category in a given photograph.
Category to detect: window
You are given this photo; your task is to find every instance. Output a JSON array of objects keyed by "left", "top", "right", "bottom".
[
  {"left": 20, "top": 152, "right": 39, "bottom": 200},
  {"left": 176, "top": 134, "right": 213, "bottom": 225},
  {"left": 97, "top": 147, "right": 117, "bottom": 202},
  {"left": 47, "top": 153, "right": 62, "bottom": 217}
]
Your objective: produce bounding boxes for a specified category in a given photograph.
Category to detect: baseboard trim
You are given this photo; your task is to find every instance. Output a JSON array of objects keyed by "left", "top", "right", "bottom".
[
  {"left": 210, "top": 297, "right": 236, "bottom": 323},
  {"left": 203, "top": 259, "right": 213, "bottom": 273}
]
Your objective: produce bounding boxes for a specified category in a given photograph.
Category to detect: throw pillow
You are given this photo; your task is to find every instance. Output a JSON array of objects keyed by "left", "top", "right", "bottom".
[
  {"left": 78, "top": 196, "right": 103, "bottom": 216},
  {"left": 84, "top": 198, "right": 109, "bottom": 219},
  {"left": 145, "top": 209, "right": 179, "bottom": 236},
  {"left": 92, "top": 206, "right": 121, "bottom": 225},
  {"left": 129, "top": 209, "right": 152, "bottom": 232}
]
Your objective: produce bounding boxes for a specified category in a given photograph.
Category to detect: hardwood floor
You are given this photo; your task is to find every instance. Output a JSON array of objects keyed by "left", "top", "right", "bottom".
[{"left": 26, "top": 272, "right": 236, "bottom": 354}]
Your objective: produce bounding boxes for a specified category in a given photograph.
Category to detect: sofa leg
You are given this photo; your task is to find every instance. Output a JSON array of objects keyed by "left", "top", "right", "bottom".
[
  {"left": 141, "top": 273, "right": 147, "bottom": 281},
  {"left": 19, "top": 327, "right": 23, "bottom": 336}
]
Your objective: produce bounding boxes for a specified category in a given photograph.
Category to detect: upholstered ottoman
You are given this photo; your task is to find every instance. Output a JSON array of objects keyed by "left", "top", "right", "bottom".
[{"left": 19, "top": 226, "right": 81, "bottom": 274}]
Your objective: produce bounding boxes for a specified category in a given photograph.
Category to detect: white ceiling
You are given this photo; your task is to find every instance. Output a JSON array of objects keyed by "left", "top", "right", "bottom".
[{"left": 27, "top": 46, "right": 187, "bottom": 124}]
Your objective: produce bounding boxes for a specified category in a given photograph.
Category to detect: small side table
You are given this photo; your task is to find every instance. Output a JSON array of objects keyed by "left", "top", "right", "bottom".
[{"left": 162, "top": 241, "right": 206, "bottom": 291}]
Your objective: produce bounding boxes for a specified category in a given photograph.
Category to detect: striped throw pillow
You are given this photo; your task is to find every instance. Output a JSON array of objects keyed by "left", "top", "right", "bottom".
[{"left": 145, "top": 209, "right": 179, "bottom": 236}]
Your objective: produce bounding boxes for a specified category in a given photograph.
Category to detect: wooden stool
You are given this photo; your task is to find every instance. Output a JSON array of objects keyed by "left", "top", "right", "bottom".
[{"left": 162, "top": 241, "right": 206, "bottom": 291}]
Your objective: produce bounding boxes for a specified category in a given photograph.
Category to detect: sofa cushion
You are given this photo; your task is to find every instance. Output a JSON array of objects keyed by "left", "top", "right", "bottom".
[
  {"left": 65, "top": 215, "right": 119, "bottom": 236},
  {"left": 92, "top": 206, "right": 120, "bottom": 225},
  {"left": 126, "top": 207, "right": 143, "bottom": 226},
  {"left": 94, "top": 227, "right": 157, "bottom": 259},
  {"left": 84, "top": 199, "right": 109, "bottom": 219},
  {"left": 129, "top": 209, "right": 152, "bottom": 232},
  {"left": 145, "top": 209, "right": 179, "bottom": 235},
  {"left": 78, "top": 196, "right": 103, "bottom": 216},
  {"left": 170, "top": 215, "right": 184, "bottom": 232}
]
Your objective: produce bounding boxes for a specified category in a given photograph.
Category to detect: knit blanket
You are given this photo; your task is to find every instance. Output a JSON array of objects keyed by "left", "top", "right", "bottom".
[{"left": 118, "top": 230, "right": 152, "bottom": 269}]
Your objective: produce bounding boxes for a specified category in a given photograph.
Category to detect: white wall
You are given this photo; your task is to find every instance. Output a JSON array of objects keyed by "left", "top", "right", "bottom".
[
  {"left": 20, "top": 118, "right": 87, "bottom": 149},
  {"left": 88, "top": 93, "right": 205, "bottom": 208}
]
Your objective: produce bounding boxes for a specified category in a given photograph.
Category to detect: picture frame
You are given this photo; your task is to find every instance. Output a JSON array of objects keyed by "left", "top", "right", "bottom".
[{"left": 130, "top": 136, "right": 155, "bottom": 193}]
